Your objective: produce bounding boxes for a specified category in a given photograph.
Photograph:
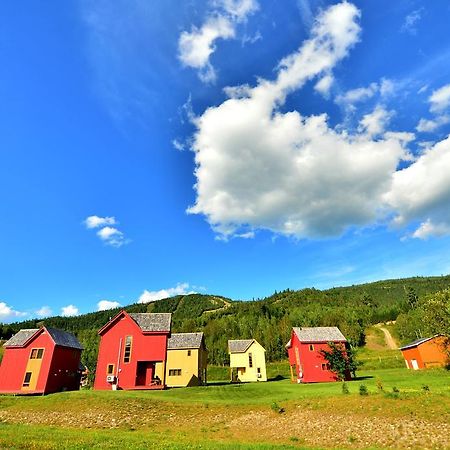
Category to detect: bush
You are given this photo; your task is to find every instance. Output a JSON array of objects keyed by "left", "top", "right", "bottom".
[
  {"left": 376, "top": 378, "right": 384, "bottom": 392},
  {"left": 270, "top": 402, "right": 285, "bottom": 414},
  {"left": 359, "top": 384, "right": 368, "bottom": 396},
  {"left": 342, "top": 382, "right": 349, "bottom": 395}
]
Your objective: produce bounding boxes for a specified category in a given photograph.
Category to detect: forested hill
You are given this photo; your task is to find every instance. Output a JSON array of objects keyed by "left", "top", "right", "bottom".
[{"left": 2, "top": 275, "right": 450, "bottom": 371}]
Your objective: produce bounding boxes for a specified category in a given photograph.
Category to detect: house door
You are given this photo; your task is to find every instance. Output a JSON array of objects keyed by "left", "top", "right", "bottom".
[
  {"left": 411, "top": 359, "right": 419, "bottom": 370},
  {"left": 136, "top": 362, "right": 154, "bottom": 386}
]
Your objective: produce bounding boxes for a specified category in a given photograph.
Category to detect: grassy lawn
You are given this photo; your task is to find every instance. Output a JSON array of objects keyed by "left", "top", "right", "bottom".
[{"left": 0, "top": 366, "right": 448, "bottom": 449}]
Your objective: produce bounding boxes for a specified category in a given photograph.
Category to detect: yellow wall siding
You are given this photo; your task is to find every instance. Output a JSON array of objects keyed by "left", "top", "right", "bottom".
[
  {"left": 165, "top": 347, "right": 207, "bottom": 387},
  {"left": 229, "top": 341, "right": 267, "bottom": 382},
  {"left": 21, "top": 357, "right": 44, "bottom": 391}
]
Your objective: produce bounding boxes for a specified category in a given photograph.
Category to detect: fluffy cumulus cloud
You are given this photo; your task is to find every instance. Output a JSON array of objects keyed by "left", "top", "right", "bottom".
[
  {"left": 84, "top": 215, "right": 129, "bottom": 247},
  {"left": 178, "top": 0, "right": 258, "bottom": 82},
  {"left": 97, "top": 300, "right": 122, "bottom": 311},
  {"left": 429, "top": 84, "right": 450, "bottom": 113},
  {"left": 61, "top": 304, "right": 79, "bottom": 317},
  {"left": 0, "top": 302, "right": 27, "bottom": 322},
  {"left": 385, "top": 136, "right": 450, "bottom": 239},
  {"left": 417, "top": 84, "right": 450, "bottom": 133},
  {"left": 188, "top": 3, "right": 410, "bottom": 239},
  {"left": 138, "top": 283, "right": 195, "bottom": 304},
  {"left": 36, "top": 306, "right": 52, "bottom": 318}
]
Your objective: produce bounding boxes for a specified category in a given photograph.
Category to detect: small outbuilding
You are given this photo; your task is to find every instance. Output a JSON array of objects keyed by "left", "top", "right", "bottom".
[
  {"left": 0, "top": 327, "right": 83, "bottom": 394},
  {"left": 166, "top": 332, "right": 207, "bottom": 387},
  {"left": 94, "top": 310, "right": 171, "bottom": 390},
  {"left": 400, "top": 335, "right": 449, "bottom": 370},
  {"left": 286, "top": 326, "right": 350, "bottom": 383},
  {"left": 228, "top": 339, "right": 267, "bottom": 382}
]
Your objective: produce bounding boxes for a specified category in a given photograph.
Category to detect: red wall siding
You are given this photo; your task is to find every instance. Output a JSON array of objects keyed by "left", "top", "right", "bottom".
[
  {"left": 44, "top": 346, "right": 82, "bottom": 394},
  {"left": 401, "top": 347, "right": 423, "bottom": 369},
  {"left": 0, "top": 331, "right": 54, "bottom": 393},
  {"left": 94, "top": 314, "right": 168, "bottom": 390},
  {"left": 288, "top": 331, "right": 349, "bottom": 383}
]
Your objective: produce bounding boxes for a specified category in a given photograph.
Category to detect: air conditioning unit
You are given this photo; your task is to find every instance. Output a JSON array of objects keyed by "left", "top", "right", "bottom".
[{"left": 106, "top": 375, "right": 116, "bottom": 383}]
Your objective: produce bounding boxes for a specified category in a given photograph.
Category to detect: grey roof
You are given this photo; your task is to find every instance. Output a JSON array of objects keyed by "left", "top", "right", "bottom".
[
  {"left": 3, "top": 329, "right": 39, "bottom": 347},
  {"left": 399, "top": 335, "right": 439, "bottom": 351},
  {"left": 3, "top": 327, "right": 83, "bottom": 350},
  {"left": 129, "top": 313, "right": 171, "bottom": 332},
  {"left": 168, "top": 332, "right": 204, "bottom": 350},
  {"left": 46, "top": 327, "right": 83, "bottom": 350},
  {"left": 293, "top": 327, "right": 347, "bottom": 343},
  {"left": 228, "top": 339, "right": 254, "bottom": 353}
]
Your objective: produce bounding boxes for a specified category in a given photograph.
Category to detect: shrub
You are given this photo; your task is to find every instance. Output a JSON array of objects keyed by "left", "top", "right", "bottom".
[
  {"left": 376, "top": 378, "right": 384, "bottom": 392},
  {"left": 270, "top": 402, "right": 285, "bottom": 414},
  {"left": 422, "top": 384, "right": 430, "bottom": 392},
  {"left": 342, "top": 382, "right": 349, "bottom": 395},
  {"left": 359, "top": 384, "right": 368, "bottom": 396}
]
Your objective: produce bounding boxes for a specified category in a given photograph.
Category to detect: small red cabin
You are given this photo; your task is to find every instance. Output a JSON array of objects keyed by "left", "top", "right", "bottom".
[
  {"left": 94, "top": 310, "right": 171, "bottom": 390},
  {"left": 400, "top": 335, "right": 449, "bottom": 370},
  {"left": 286, "top": 327, "right": 350, "bottom": 383},
  {"left": 0, "top": 327, "right": 83, "bottom": 395}
]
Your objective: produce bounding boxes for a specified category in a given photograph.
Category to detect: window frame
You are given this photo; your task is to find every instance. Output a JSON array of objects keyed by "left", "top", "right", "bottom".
[
  {"left": 107, "top": 364, "right": 115, "bottom": 375},
  {"left": 30, "top": 348, "right": 44, "bottom": 360},
  {"left": 123, "top": 335, "right": 133, "bottom": 363},
  {"left": 309, "top": 344, "right": 314, "bottom": 351},
  {"left": 248, "top": 352, "right": 253, "bottom": 368},
  {"left": 22, "top": 372, "right": 32, "bottom": 387}
]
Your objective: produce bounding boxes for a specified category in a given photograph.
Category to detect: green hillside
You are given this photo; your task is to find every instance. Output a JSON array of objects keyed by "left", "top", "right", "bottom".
[{"left": 1, "top": 275, "right": 450, "bottom": 373}]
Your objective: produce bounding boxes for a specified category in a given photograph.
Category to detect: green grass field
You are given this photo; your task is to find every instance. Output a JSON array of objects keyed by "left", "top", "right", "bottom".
[{"left": 0, "top": 365, "right": 448, "bottom": 450}]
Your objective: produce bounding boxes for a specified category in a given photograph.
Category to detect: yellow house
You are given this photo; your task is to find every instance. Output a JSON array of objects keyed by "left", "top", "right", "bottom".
[
  {"left": 228, "top": 339, "right": 267, "bottom": 382},
  {"left": 165, "top": 332, "right": 207, "bottom": 387}
]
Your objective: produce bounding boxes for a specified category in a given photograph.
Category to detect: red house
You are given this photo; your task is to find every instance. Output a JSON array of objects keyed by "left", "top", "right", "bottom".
[
  {"left": 286, "top": 327, "right": 350, "bottom": 383},
  {"left": 94, "top": 310, "right": 171, "bottom": 390},
  {"left": 400, "top": 335, "right": 449, "bottom": 370},
  {"left": 0, "top": 327, "right": 83, "bottom": 395}
]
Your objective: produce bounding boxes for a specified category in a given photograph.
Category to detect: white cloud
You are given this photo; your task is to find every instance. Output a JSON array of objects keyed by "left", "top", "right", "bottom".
[
  {"left": 36, "top": 306, "right": 52, "bottom": 318},
  {"left": 138, "top": 283, "right": 196, "bottom": 304},
  {"left": 336, "top": 82, "right": 378, "bottom": 105},
  {"left": 314, "top": 73, "right": 334, "bottom": 97},
  {"left": 61, "top": 305, "right": 79, "bottom": 317},
  {"left": 188, "top": 3, "right": 413, "bottom": 239},
  {"left": 429, "top": 84, "right": 450, "bottom": 114},
  {"left": 0, "top": 302, "right": 27, "bottom": 322},
  {"left": 84, "top": 215, "right": 129, "bottom": 247},
  {"left": 411, "top": 219, "right": 450, "bottom": 240},
  {"left": 400, "top": 8, "right": 423, "bottom": 35},
  {"left": 358, "top": 105, "right": 393, "bottom": 137},
  {"left": 97, "top": 300, "right": 122, "bottom": 311},
  {"left": 178, "top": 0, "right": 259, "bottom": 82},
  {"left": 84, "top": 215, "right": 117, "bottom": 229},
  {"left": 385, "top": 136, "right": 450, "bottom": 232},
  {"left": 416, "top": 115, "right": 450, "bottom": 133}
]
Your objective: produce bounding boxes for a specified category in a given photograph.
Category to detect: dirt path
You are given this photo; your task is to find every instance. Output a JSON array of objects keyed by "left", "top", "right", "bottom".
[{"left": 375, "top": 324, "right": 398, "bottom": 349}]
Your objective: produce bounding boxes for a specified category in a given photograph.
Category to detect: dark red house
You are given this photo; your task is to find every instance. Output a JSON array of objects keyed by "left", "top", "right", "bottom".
[
  {"left": 94, "top": 310, "right": 171, "bottom": 390},
  {"left": 286, "top": 327, "right": 350, "bottom": 383},
  {"left": 0, "top": 327, "right": 83, "bottom": 394}
]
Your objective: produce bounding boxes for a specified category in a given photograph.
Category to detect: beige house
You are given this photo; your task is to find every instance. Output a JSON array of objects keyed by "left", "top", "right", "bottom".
[
  {"left": 165, "top": 332, "right": 207, "bottom": 387},
  {"left": 228, "top": 339, "right": 267, "bottom": 382}
]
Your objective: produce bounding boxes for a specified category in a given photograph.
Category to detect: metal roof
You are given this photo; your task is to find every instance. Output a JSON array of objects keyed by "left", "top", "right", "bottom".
[
  {"left": 168, "top": 332, "right": 204, "bottom": 349},
  {"left": 129, "top": 313, "right": 171, "bottom": 332},
  {"left": 3, "top": 327, "right": 83, "bottom": 350},
  {"left": 3, "top": 329, "right": 39, "bottom": 347},
  {"left": 293, "top": 327, "right": 347, "bottom": 343},
  {"left": 228, "top": 339, "right": 254, "bottom": 353},
  {"left": 46, "top": 327, "right": 83, "bottom": 350},
  {"left": 399, "top": 335, "right": 440, "bottom": 351}
]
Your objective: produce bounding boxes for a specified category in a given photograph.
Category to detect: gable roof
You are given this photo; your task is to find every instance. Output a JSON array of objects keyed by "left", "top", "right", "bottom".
[
  {"left": 129, "top": 313, "right": 172, "bottom": 332},
  {"left": 3, "top": 329, "right": 39, "bottom": 347},
  {"left": 46, "top": 327, "right": 83, "bottom": 350},
  {"left": 168, "top": 332, "right": 204, "bottom": 350},
  {"left": 399, "top": 335, "right": 442, "bottom": 351},
  {"left": 3, "top": 327, "right": 83, "bottom": 350},
  {"left": 292, "top": 327, "right": 347, "bottom": 343},
  {"left": 228, "top": 339, "right": 255, "bottom": 353}
]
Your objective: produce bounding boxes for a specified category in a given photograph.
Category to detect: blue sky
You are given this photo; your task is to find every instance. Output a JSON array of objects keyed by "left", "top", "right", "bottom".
[{"left": 1, "top": 0, "right": 450, "bottom": 321}]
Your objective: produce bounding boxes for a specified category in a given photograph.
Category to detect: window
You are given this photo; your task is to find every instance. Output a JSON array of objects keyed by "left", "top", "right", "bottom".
[
  {"left": 123, "top": 336, "right": 132, "bottom": 363},
  {"left": 22, "top": 372, "right": 32, "bottom": 387},
  {"left": 187, "top": 350, "right": 191, "bottom": 356},
  {"left": 169, "top": 369, "right": 182, "bottom": 376},
  {"left": 309, "top": 344, "right": 314, "bottom": 351},
  {"left": 30, "top": 348, "right": 44, "bottom": 359},
  {"left": 107, "top": 364, "right": 115, "bottom": 375},
  {"left": 257, "top": 367, "right": 261, "bottom": 374},
  {"left": 321, "top": 363, "right": 331, "bottom": 371},
  {"left": 248, "top": 353, "right": 253, "bottom": 368}
]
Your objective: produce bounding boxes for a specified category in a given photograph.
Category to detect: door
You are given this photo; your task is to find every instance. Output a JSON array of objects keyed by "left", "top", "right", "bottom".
[
  {"left": 136, "top": 362, "right": 154, "bottom": 386},
  {"left": 411, "top": 359, "right": 419, "bottom": 370}
]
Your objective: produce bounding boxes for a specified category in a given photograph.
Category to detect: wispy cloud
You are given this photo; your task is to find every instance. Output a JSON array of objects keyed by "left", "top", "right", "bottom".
[
  {"left": 416, "top": 83, "right": 450, "bottom": 133},
  {"left": 84, "top": 215, "right": 129, "bottom": 248},
  {"left": 0, "top": 302, "right": 27, "bottom": 323},
  {"left": 178, "top": 0, "right": 259, "bottom": 83},
  {"left": 138, "top": 283, "right": 196, "bottom": 303},
  {"left": 400, "top": 8, "right": 423, "bottom": 35}
]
